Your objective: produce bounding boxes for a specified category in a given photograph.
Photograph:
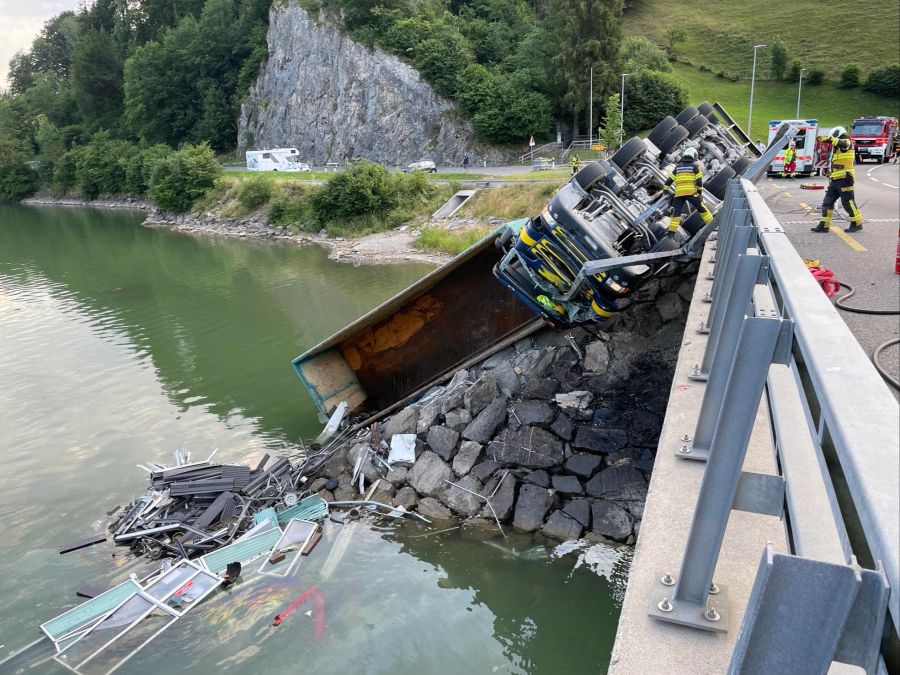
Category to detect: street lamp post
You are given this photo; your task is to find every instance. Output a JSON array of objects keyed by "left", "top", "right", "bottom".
[
  {"left": 588, "top": 66, "right": 593, "bottom": 150},
  {"left": 620, "top": 73, "right": 629, "bottom": 149},
  {"left": 796, "top": 68, "right": 807, "bottom": 117},
  {"left": 748, "top": 44, "right": 767, "bottom": 139}
]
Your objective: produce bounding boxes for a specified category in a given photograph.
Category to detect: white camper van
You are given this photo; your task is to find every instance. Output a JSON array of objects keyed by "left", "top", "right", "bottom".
[
  {"left": 766, "top": 119, "right": 818, "bottom": 176},
  {"left": 245, "top": 148, "right": 310, "bottom": 172}
]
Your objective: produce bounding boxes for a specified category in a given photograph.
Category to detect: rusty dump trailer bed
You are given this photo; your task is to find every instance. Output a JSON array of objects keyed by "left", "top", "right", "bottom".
[{"left": 292, "top": 222, "right": 544, "bottom": 421}]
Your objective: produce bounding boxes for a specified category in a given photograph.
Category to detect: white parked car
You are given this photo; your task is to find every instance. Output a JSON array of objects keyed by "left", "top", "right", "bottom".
[
  {"left": 246, "top": 148, "right": 311, "bottom": 172},
  {"left": 402, "top": 160, "right": 437, "bottom": 173}
]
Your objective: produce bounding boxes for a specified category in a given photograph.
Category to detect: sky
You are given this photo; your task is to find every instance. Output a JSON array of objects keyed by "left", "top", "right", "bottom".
[{"left": 0, "top": 0, "right": 82, "bottom": 88}]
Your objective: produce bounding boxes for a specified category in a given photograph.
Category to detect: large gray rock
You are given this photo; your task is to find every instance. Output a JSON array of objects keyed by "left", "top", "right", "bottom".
[
  {"left": 385, "top": 465, "right": 408, "bottom": 486},
  {"left": 393, "top": 486, "right": 418, "bottom": 510},
  {"left": 542, "top": 510, "right": 584, "bottom": 542},
  {"left": 512, "top": 484, "right": 555, "bottom": 531},
  {"left": 523, "top": 376, "right": 560, "bottom": 400},
  {"left": 565, "top": 453, "right": 603, "bottom": 478},
  {"left": 426, "top": 425, "right": 460, "bottom": 461},
  {"left": 416, "top": 400, "right": 441, "bottom": 436},
  {"left": 320, "top": 447, "right": 347, "bottom": 479},
  {"left": 583, "top": 340, "right": 609, "bottom": 372},
  {"left": 492, "top": 361, "right": 521, "bottom": 396},
  {"left": 407, "top": 451, "right": 454, "bottom": 498},
  {"left": 462, "top": 396, "right": 508, "bottom": 444},
  {"left": 370, "top": 482, "right": 396, "bottom": 505},
  {"left": 590, "top": 500, "right": 633, "bottom": 541},
  {"left": 550, "top": 413, "right": 574, "bottom": 441},
  {"left": 511, "top": 400, "right": 555, "bottom": 427},
  {"left": 488, "top": 474, "right": 516, "bottom": 520},
  {"left": 417, "top": 497, "right": 454, "bottom": 520},
  {"left": 551, "top": 474, "right": 584, "bottom": 495},
  {"left": 585, "top": 466, "right": 647, "bottom": 500},
  {"left": 523, "top": 469, "right": 550, "bottom": 487},
  {"left": 554, "top": 391, "right": 594, "bottom": 420},
  {"left": 440, "top": 369, "right": 469, "bottom": 413},
  {"left": 452, "top": 441, "right": 483, "bottom": 477},
  {"left": 464, "top": 372, "right": 499, "bottom": 415},
  {"left": 444, "top": 408, "right": 471, "bottom": 433},
  {"left": 238, "top": 3, "right": 507, "bottom": 165},
  {"left": 486, "top": 426, "right": 565, "bottom": 468},
  {"left": 573, "top": 426, "right": 628, "bottom": 454},
  {"left": 656, "top": 292, "right": 684, "bottom": 322},
  {"left": 346, "top": 443, "right": 379, "bottom": 482},
  {"left": 564, "top": 498, "right": 591, "bottom": 528},
  {"left": 441, "top": 475, "right": 484, "bottom": 517},
  {"left": 383, "top": 407, "right": 419, "bottom": 440},
  {"left": 470, "top": 459, "right": 500, "bottom": 483}
]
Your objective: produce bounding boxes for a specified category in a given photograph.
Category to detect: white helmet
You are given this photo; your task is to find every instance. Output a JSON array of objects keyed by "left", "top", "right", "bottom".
[
  {"left": 831, "top": 126, "right": 848, "bottom": 139},
  {"left": 682, "top": 147, "right": 698, "bottom": 160}
]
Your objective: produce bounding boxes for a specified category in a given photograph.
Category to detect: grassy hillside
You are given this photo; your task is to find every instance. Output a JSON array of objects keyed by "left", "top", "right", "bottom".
[
  {"left": 670, "top": 63, "right": 900, "bottom": 140},
  {"left": 623, "top": 0, "right": 900, "bottom": 79}
]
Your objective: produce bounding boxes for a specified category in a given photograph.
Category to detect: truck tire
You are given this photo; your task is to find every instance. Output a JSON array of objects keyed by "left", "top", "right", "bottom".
[
  {"left": 648, "top": 116, "right": 678, "bottom": 148},
  {"left": 573, "top": 162, "right": 609, "bottom": 191},
  {"left": 707, "top": 166, "right": 735, "bottom": 199},
  {"left": 684, "top": 114, "right": 709, "bottom": 139},
  {"left": 657, "top": 125, "right": 689, "bottom": 155},
  {"left": 610, "top": 137, "right": 647, "bottom": 172},
  {"left": 681, "top": 211, "right": 705, "bottom": 236},
  {"left": 697, "top": 102, "right": 715, "bottom": 118},
  {"left": 676, "top": 106, "right": 699, "bottom": 125},
  {"left": 729, "top": 156, "right": 752, "bottom": 175}
]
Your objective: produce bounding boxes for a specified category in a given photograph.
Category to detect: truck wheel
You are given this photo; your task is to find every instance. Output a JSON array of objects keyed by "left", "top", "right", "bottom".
[
  {"left": 681, "top": 211, "right": 705, "bottom": 236},
  {"left": 684, "top": 114, "right": 709, "bottom": 139},
  {"left": 729, "top": 156, "right": 752, "bottom": 175},
  {"left": 573, "top": 162, "right": 609, "bottom": 191},
  {"left": 706, "top": 166, "right": 736, "bottom": 199},
  {"left": 675, "top": 106, "right": 699, "bottom": 125},
  {"left": 697, "top": 102, "right": 715, "bottom": 118},
  {"left": 877, "top": 155, "right": 884, "bottom": 165},
  {"left": 610, "top": 137, "right": 647, "bottom": 172},
  {"left": 657, "top": 125, "right": 689, "bottom": 155},
  {"left": 648, "top": 116, "right": 678, "bottom": 148}
]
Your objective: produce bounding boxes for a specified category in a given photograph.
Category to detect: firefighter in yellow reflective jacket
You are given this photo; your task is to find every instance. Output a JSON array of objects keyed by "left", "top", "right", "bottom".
[
  {"left": 781, "top": 142, "right": 797, "bottom": 178},
  {"left": 812, "top": 126, "right": 862, "bottom": 233},
  {"left": 664, "top": 147, "right": 713, "bottom": 233}
]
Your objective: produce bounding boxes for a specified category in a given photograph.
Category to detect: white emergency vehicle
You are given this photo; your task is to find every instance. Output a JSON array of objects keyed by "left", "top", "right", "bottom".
[{"left": 766, "top": 119, "right": 818, "bottom": 176}]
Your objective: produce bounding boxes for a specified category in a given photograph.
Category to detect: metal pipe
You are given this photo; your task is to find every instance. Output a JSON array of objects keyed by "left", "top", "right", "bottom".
[{"left": 748, "top": 45, "right": 767, "bottom": 139}]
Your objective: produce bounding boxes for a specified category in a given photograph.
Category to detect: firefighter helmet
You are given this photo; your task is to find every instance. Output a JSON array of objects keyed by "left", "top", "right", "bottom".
[
  {"left": 831, "top": 126, "right": 848, "bottom": 139},
  {"left": 682, "top": 147, "right": 698, "bottom": 160}
]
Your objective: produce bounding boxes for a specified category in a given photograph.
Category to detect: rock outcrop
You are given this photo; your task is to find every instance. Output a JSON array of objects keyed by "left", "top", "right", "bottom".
[{"left": 238, "top": 2, "right": 507, "bottom": 165}]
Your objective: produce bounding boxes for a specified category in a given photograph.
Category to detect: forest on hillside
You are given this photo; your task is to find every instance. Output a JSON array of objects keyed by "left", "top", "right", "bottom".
[{"left": 1, "top": 0, "right": 896, "bottom": 204}]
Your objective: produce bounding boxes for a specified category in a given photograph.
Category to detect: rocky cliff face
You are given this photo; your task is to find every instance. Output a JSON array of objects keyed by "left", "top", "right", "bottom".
[{"left": 238, "top": 2, "right": 508, "bottom": 166}]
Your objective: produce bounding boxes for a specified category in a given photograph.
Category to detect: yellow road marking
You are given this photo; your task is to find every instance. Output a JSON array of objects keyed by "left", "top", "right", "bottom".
[
  {"left": 798, "top": 201, "right": 866, "bottom": 251},
  {"left": 831, "top": 228, "right": 867, "bottom": 252},
  {"left": 783, "top": 191, "right": 792, "bottom": 197}
]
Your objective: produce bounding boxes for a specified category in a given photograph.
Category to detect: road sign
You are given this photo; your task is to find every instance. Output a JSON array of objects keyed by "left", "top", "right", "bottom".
[{"left": 529, "top": 136, "right": 535, "bottom": 147}]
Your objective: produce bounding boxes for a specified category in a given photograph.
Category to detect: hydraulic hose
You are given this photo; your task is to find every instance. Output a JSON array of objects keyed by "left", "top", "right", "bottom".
[{"left": 832, "top": 282, "right": 900, "bottom": 389}]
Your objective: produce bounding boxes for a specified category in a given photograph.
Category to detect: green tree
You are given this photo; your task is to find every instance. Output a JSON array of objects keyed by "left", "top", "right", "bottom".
[
  {"left": 864, "top": 65, "right": 900, "bottom": 98},
  {"left": 599, "top": 93, "right": 621, "bottom": 152},
  {"left": 414, "top": 34, "right": 474, "bottom": 98},
  {"left": 75, "top": 131, "right": 135, "bottom": 199},
  {"left": 546, "top": 0, "right": 623, "bottom": 138},
  {"left": 309, "top": 161, "right": 398, "bottom": 223},
  {"left": 787, "top": 59, "right": 804, "bottom": 82},
  {"left": 124, "top": 144, "right": 172, "bottom": 195},
  {"left": 34, "top": 117, "right": 66, "bottom": 183},
  {"left": 71, "top": 29, "right": 123, "bottom": 130},
  {"left": 807, "top": 68, "right": 825, "bottom": 85},
  {"left": 770, "top": 37, "right": 789, "bottom": 79},
  {"left": 0, "top": 139, "right": 38, "bottom": 202},
  {"left": 621, "top": 36, "right": 670, "bottom": 73},
  {"left": 622, "top": 70, "right": 687, "bottom": 134},
  {"left": 663, "top": 24, "right": 686, "bottom": 56},
  {"left": 839, "top": 64, "right": 861, "bottom": 89},
  {"left": 149, "top": 143, "right": 221, "bottom": 211}
]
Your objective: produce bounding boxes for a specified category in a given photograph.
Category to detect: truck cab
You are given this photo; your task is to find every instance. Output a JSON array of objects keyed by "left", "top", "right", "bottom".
[
  {"left": 766, "top": 119, "right": 817, "bottom": 176},
  {"left": 851, "top": 116, "right": 899, "bottom": 164}
]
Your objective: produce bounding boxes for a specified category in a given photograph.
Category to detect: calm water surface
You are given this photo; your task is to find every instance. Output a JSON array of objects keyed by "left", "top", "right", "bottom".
[{"left": 0, "top": 205, "right": 626, "bottom": 673}]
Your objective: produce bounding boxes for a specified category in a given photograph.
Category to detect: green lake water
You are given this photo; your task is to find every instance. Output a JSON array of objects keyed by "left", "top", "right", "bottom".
[{"left": 0, "top": 205, "right": 627, "bottom": 674}]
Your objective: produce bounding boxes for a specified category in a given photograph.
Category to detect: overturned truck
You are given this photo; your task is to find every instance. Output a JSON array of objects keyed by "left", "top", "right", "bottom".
[{"left": 294, "top": 103, "right": 784, "bottom": 422}]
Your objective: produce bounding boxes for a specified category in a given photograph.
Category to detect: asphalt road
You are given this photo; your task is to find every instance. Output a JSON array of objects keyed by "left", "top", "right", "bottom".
[{"left": 758, "top": 162, "right": 900, "bottom": 392}]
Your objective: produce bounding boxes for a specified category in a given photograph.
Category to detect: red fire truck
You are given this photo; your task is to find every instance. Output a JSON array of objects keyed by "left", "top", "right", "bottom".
[{"left": 851, "top": 116, "right": 899, "bottom": 164}]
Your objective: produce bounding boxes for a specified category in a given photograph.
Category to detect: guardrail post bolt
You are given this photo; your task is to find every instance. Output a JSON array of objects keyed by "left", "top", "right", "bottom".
[
  {"left": 679, "top": 444, "right": 691, "bottom": 454},
  {"left": 704, "top": 605, "right": 721, "bottom": 622},
  {"left": 661, "top": 573, "right": 676, "bottom": 586},
  {"left": 681, "top": 434, "right": 692, "bottom": 443},
  {"left": 658, "top": 597, "right": 674, "bottom": 612},
  {"left": 708, "top": 582, "right": 719, "bottom": 595},
  {"left": 698, "top": 321, "right": 707, "bottom": 331},
  {"left": 691, "top": 364, "right": 701, "bottom": 377}
]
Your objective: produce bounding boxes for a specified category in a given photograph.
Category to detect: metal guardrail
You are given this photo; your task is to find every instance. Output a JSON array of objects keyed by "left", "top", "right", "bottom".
[{"left": 647, "top": 178, "right": 899, "bottom": 673}]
